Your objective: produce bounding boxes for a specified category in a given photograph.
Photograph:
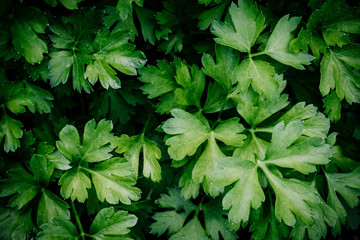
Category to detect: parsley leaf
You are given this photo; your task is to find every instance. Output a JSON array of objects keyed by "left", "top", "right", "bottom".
[
  {"left": 264, "top": 15, "right": 314, "bottom": 70},
  {"left": 111, "top": 133, "right": 162, "bottom": 182},
  {"left": 56, "top": 119, "right": 141, "bottom": 204},
  {"left": 11, "top": 7, "right": 48, "bottom": 64},
  {"left": 320, "top": 44, "right": 360, "bottom": 104},
  {"left": 325, "top": 167, "right": 360, "bottom": 224},
  {"left": 211, "top": 0, "right": 265, "bottom": 53},
  {"left": 151, "top": 188, "right": 235, "bottom": 240},
  {"left": 163, "top": 109, "right": 246, "bottom": 196}
]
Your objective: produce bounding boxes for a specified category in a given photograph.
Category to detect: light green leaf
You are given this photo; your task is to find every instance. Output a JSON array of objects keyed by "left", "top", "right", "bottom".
[
  {"left": 81, "top": 119, "right": 114, "bottom": 163},
  {"left": 233, "top": 58, "right": 280, "bottom": 99},
  {"left": 56, "top": 119, "right": 114, "bottom": 163},
  {"left": 37, "top": 190, "right": 70, "bottom": 226},
  {"left": 259, "top": 162, "right": 321, "bottom": 226},
  {"left": 235, "top": 88, "right": 289, "bottom": 127},
  {"left": 85, "top": 29, "right": 146, "bottom": 89},
  {"left": 233, "top": 134, "right": 270, "bottom": 162},
  {"left": 211, "top": 158, "right": 265, "bottom": 224},
  {"left": 265, "top": 15, "right": 314, "bottom": 69},
  {"left": 37, "top": 217, "right": 79, "bottom": 240},
  {"left": 265, "top": 121, "right": 331, "bottom": 174},
  {"left": 179, "top": 161, "right": 200, "bottom": 199},
  {"left": 90, "top": 207, "right": 137, "bottom": 239},
  {"left": 275, "top": 102, "right": 330, "bottom": 139},
  {"left": 59, "top": 168, "right": 91, "bottom": 203},
  {"left": 111, "top": 133, "right": 162, "bottom": 182},
  {"left": 192, "top": 134, "right": 225, "bottom": 196},
  {"left": 87, "top": 158, "right": 141, "bottom": 205},
  {"left": 320, "top": 46, "right": 360, "bottom": 104},
  {"left": 214, "top": 118, "right": 246, "bottom": 147},
  {"left": 211, "top": 0, "right": 265, "bottom": 52},
  {"left": 202, "top": 45, "right": 239, "bottom": 91},
  {"left": 163, "top": 109, "right": 210, "bottom": 160}
]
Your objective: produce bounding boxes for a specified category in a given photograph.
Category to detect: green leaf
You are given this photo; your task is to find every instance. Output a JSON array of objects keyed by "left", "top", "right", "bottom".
[
  {"left": 59, "top": 168, "right": 91, "bottom": 203},
  {"left": 151, "top": 210, "right": 188, "bottom": 236},
  {"left": 0, "top": 206, "right": 34, "bottom": 240},
  {"left": 211, "top": 158, "right": 265, "bottom": 224},
  {"left": 169, "top": 218, "right": 209, "bottom": 240},
  {"left": 265, "top": 121, "right": 331, "bottom": 174},
  {"left": 30, "top": 154, "right": 54, "bottom": 186},
  {"left": 202, "top": 45, "right": 239, "bottom": 91},
  {"left": 289, "top": 28, "right": 327, "bottom": 61},
  {"left": 0, "top": 166, "right": 38, "bottom": 209},
  {"left": 37, "top": 217, "right": 79, "bottom": 240},
  {"left": 323, "top": 91, "right": 342, "bottom": 122},
  {"left": 11, "top": 7, "right": 48, "bottom": 64},
  {"left": 4, "top": 82, "right": 33, "bottom": 114},
  {"left": 198, "top": 0, "right": 229, "bottom": 30},
  {"left": 214, "top": 118, "right": 246, "bottom": 147},
  {"left": 320, "top": 45, "right": 360, "bottom": 104},
  {"left": 275, "top": 102, "right": 330, "bottom": 139},
  {"left": 233, "top": 58, "right": 281, "bottom": 99},
  {"left": 138, "top": 60, "right": 177, "bottom": 99},
  {"left": 192, "top": 134, "right": 225, "bottom": 196},
  {"left": 37, "top": 190, "right": 70, "bottom": 226},
  {"left": 235, "top": 88, "right": 289, "bottom": 127},
  {"left": 85, "top": 29, "right": 146, "bottom": 89},
  {"left": 202, "top": 201, "right": 238, "bottom": 240},
  {"left": 111, "top": 133, "right": 162, "bottom": 182},
  {"left": 48, "top": 51, "right": 74, "bottom": 87},
  {"left": 0, "top": 111, "right": 23, "bottom": 152},
  {"left": 309, "top": 0, "right": 360, "bottom": 47},
  {"left": 59, "top": 0, "right": 82, "bottom": 10},
  {"left": 259, "top": 162, "right": 322, "bottom": 226},
  {"left": 134, "top": 6, "right": 156, "bottom": 44},
  {"left": 163, "top": 109, "right": 210, "bottom": 160},
  {"left": 250, "top": 205, "right": 289, "bottom": 240},
  {"left": 179, "top": 161, "right": 200, "bottom": 199},
  {"left": 86, "top": 158, "right": 141, "bottom": 205},
  {"left": 24, "top": 82, "right": 54, "bottom": 114},
  {"left": 211, "top": 0, "right": 265, "bottom": 52},
  {"left": 265, "top": 15, "right": 314, "bottom": 70},
  {"left": 90, "top": 207, "right": 138, "bottom": 239},
  {"left": 325, "top": 167, "right": 360, "bottom": 223},
  {"left": 56, "top": 119, "right": 114, "bottom": 163}
]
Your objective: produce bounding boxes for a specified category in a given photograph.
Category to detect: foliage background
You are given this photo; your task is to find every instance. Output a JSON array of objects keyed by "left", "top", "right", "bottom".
[{"left": 0, "top": 0, "right": 359, "bottom": 239}]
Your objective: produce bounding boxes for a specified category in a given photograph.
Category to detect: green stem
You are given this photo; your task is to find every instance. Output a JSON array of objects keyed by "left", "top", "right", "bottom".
[
  {"left": 253, "top": 127, "right": 273, "bottom": 133},
  {"left": 71, "top": 201, "right": 86, "bottom": 240},
  {"left": 142, "top": 114, "right": 152, "bottom": 135},
  {"left": 248, "top": 50, "right": 268, "bottom": 58}
]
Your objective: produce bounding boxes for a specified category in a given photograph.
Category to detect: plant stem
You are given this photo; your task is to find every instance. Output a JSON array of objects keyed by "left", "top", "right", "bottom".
[
  {"left": 71, "top": 201, "right": 86, "bottom": 240},
  {"left": 142, "top": 113, "right": 152, "bottom": 135},
  {"left": 248, "top": 50, "right": 268, "bottom": 58}
]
